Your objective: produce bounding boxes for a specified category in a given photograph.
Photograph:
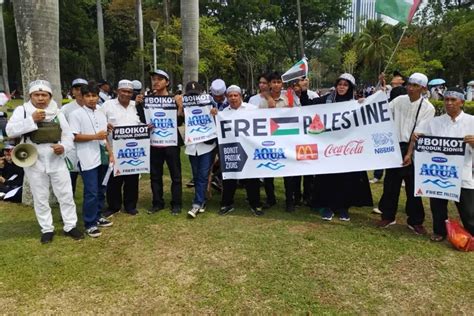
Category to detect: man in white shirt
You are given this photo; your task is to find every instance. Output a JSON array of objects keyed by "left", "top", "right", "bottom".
[
  {"left": 412, "top": 87, "right": 474, "bottom": 241},
  {"left": 101, "top": 80, "right": 146, "bottom": 217},
  {"left": 248, "top": 73, "right": 270, "bottom": 107},
  {"left": 6, "top": 80, "right": 83, "bottom": 243},
  {"left": 218, "top": 85, "right": 263, "bottom": 216},
  {"left": 377, "top": 73, "right": 436, "bottom": 235},
  {"left": 69, "top": 83, "right": 114, "bottom": 238},
  {"left": 61, "top": 78, "right": 88, "bottom": 196}
]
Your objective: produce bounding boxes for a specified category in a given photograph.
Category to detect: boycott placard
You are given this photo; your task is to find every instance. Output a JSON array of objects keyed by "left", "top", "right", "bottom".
[
  {"left": 144, "top": 95, "right": 178, "bottom": 146},
  {"left": 216, "top": 91, "right": 403, "bottom": 180},
  {"left": 183, "top": 94, "right": 217, "bottom": 145},
  {"left": 112, "top": 124, "right": 150, "bottom": 176},
  {"left": 414, "top": 136, "right": 465, "bottom": 202}
]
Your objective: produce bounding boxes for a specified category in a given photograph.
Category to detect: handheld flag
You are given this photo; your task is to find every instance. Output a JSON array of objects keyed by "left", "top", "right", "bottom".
[
  {"left": 375, "top": 0, "right": 421, "bottom": 24},
  {"left": 281, "top": 57, "right": 308, "bottom": 83}
]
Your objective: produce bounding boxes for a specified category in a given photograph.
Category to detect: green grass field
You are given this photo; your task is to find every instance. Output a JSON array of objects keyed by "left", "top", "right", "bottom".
[{"left": 0, "top": 156, "right": 472, "bottom": 313}]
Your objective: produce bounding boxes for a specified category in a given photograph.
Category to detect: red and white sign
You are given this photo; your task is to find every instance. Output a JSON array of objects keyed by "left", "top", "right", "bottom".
[{"left": 324, "top": 140, "right": 364, "bottom": 157}]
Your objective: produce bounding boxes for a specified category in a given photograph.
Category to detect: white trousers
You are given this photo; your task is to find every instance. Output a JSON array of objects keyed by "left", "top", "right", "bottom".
[{"left": 24, "top": 168, "right": 77, "bottom": 233}]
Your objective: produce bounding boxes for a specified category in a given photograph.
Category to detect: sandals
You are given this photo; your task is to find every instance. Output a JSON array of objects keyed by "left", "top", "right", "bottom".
[{"left": 430, "top": 234, "right": 446, "bottom": 242}]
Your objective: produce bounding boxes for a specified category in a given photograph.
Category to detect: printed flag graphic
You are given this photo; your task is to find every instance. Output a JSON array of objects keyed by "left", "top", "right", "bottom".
[
  {"left": 375, "top": 0, "right": 421, "bottom": 23},
  {"left": 281, "top": 58, "right": 308, "bottom": 83},
  {"left": 270, "top": 117, "right": 300, "bottom": 136}
]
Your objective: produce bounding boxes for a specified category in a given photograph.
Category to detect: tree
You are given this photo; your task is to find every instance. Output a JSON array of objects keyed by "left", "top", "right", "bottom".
[
  {"left": 355, "top": 20, "right": 393, "bottom": 77},
  {"left": 136, "top": 0, "right": 145, "bottom": 86},
  {"left": 0, "top": 0, "right": 9, "bottom": 94},
  {"left": 97, "top": 0, "right": 107, "bottom": 80},
  {"left": 13, "top": 0, "right": 61, "bottom": 103},
  {"left": 181, "top": 0, "right": 199, "bottom": 84}
]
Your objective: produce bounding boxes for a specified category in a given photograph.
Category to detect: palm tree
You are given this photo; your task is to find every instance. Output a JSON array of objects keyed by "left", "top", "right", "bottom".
[
  {"left": 355, "top": 20, "right": 393, "bottom": 75},
  {"left": 13, "top": 0, "right": 61, "bottom": 206},
  {"left": 181, "top": 0, "right": 199, "bottom": 84},
  {"left": 97, "top": 0, "right": 106, "bottom": 80},
  {"left": 13, "top": 0, "right": 61, "bottom": 103},
  {"left": 0, "top": 0, "right": 9, "bottom": 95}
]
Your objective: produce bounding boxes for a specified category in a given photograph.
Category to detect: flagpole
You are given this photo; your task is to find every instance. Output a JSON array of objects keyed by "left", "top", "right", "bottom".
[{"left": 383, "top": 25, "right": 408, "bottom": 74}]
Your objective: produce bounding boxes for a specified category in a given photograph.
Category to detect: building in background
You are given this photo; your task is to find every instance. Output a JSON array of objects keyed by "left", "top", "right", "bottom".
[{"left": 340, "top": 0, "right": 381, "bottom": 34}]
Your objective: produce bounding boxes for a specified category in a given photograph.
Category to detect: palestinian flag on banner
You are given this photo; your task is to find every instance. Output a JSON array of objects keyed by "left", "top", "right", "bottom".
[
  {"left": 281, "top": 58, "right": 308, "bottom": 83},
  {"left": 375, "top": 0, "right": 421, "bottom": 24},
  {"left": 270, "top": 117, "right": 300, "bottom": 136}
]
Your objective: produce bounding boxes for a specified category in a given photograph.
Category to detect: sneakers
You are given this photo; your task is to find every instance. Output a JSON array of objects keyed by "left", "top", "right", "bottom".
[
  {"left": 408, "top": 224, "right": 427, "bottom": 235},
  {"left": 187, "top": 206, "right": 200, "bottom": 218},
  {"left": 64, "top": 227, "right": 84, "bottom": 240},
  {"left": 369, "top": 178, "right": 380, "bottom": 184},
  {"left": 171, "top": 206, "right": 182, "bottom": 215},
  {"left": 148, "top": 205, "right": 164, "bottom": 214},
  {"left": 321, "top": 208, "right": 334, "bottom": 221},
  {"left": 372, "top": 207, "right": 382, "bottom": 214},
  {"left": 376, "top": 219, "right": 396, "bottom": 228},
  {"left": 262, "top": 201, "right": 276, "bottom": 210},
  {"left": 339, "top": 209, "right": 350, "bottom": 221},
  {"left": 219, "top": 205, "right": 235, "bottom": 216},
  {"left": 97, "top": 217, "right": 113, "bottom": 227},
  {"left": 85, "top": 226, "right": 102, "bottom": 238},
  {"left": 199, "top": 202, "right": 207, "bottom": 213},
  {"left": 250, "top": 206, "right": 264, "bottom": 216},
  {"left": 40, "top": 231, "right": 54, "bottom": 244},
  {"left": 125, "top": 209, "right": 138, "bottom": 216},
  {"left": 102, "top": 209, "right": 119, "bottom": 219}
]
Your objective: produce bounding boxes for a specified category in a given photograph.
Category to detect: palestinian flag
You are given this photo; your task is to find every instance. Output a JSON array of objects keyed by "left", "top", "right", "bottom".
[
  {"left": 375, "top": 0, "right": 421, "bottom": 24},
  {"left": 281, "top": 58, "right": 308, "bottom": 83},
  {"left": 270, "top": 117, "right": 300, "bottom": 136}
]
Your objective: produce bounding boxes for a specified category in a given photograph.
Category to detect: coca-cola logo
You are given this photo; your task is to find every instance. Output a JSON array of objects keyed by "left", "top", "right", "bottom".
[{"left": 324, "top": 140, "right": 364, "bottom": 157}]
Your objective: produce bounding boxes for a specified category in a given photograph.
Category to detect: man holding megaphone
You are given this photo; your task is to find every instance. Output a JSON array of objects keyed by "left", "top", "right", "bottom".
[{"left": 6, "top": 80, "right": 83, "bottom": 244}]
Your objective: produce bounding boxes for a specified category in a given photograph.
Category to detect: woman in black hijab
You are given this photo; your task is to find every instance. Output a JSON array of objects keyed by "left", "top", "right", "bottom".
[{"left": 299, "top": 73, "right": 373, "bottom": 221}]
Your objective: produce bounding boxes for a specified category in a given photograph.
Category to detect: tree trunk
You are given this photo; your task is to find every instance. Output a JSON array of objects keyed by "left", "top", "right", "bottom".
[
  {"left": 296, "top": 0, "right": 305, "bottom": 58},
  {"left": 163, "top": 0, "right": 173, "bottom": 90},
  {"left": 0, "top": 2, "right": 10, "bottom": 95},
  {"left": 13, "top": 0, "right": 61, "bottom": 104},
  {"left": 136, "top": 0, "right": 145, "bottom": 87},
  {"left": 13, "top": 0, "right": 61, "bottom": 206},
  {"left": 181, "top": 0, "right": 199, "bottom": 84},
  {"left": 97, "top": 0, "right": 106, "bottom": 80}
]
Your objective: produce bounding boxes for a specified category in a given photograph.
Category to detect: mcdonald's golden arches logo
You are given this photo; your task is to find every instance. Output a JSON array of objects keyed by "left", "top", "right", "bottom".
[{"left": 296, "top": 144, "right": 318, "bottom": 161}]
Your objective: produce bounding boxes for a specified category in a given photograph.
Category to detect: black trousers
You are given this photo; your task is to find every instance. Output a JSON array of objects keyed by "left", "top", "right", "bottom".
[
  {"left": 284, "top": 176, "right": 300, "bottom": 206},
  {"left": 379, "top": 164, "right": 425, "bottom": 225},
  {"left": 106, "top": 174, "right": 139, "bottom": 212},
  {"left": 150, "top": 146, "right": 182, "bottom": 208},
  {"left": 431, "top": 188, "right": 474, "bottom": 236},
  {"left": 222, "top": 178, "right": 261, "bottom": 208},
  {"left": 263, "top": 178, "right": 276, "bottom": 204},
  {"left": 70, "top": 171, "right": 79, "bottom": 197}
]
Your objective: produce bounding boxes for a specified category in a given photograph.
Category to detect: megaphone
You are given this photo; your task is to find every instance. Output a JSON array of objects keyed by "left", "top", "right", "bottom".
[{"left": 12, "top": 143, "right": 38, "bottom": 168}]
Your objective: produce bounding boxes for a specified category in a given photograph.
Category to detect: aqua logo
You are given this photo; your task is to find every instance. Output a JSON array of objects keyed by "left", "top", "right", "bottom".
[
  {"left": 253, "top": 148, "right": 286, "bottom": 162},
  {"left": 419, "top": 163, "right": 458, "bottom": 180},
  {"left": 117, "top": 147, "right": 146, "bottom": 159}
]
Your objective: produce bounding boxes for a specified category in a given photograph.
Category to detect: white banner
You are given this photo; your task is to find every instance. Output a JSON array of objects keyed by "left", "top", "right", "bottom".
[
  {"left": 183, "top": 94, "right": 217, "bottom": 145},
  {"left": 144, "top": 96, "right": 178, "bottom": 146},
  {"left": 216, "top": 91, "right": 402, "bottom": 179},
  {"left": 414, "top": 136, "right": 465, "bottom": 202},
  {"left": 112, "top": 125, "right": 150, "bottom": 176}
]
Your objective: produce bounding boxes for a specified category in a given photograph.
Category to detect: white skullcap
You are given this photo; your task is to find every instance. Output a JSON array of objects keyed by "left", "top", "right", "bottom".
[
  {"left": 210, "top": 79, "right": 226, "bottom": 96},
  {"left": 118, "top": 79, "right": 134, "bottom": 90},
  {"left": 226, "top": 85, "right": 241, "bottom": 95},
  {"left": 132, "top": 80, "right": 142, "bottom": 90},
  {"left": 408, "top": 73, "right": 428, "bottom": 87},
  {"left": 71, "top": 78, "right": 88, "bottom": 87},
  {"left": 338, "top": 73, "right": 356, "bottom": 87},
  {"left": 28, "top": 80, "right": 52, "bottom": 95}
]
